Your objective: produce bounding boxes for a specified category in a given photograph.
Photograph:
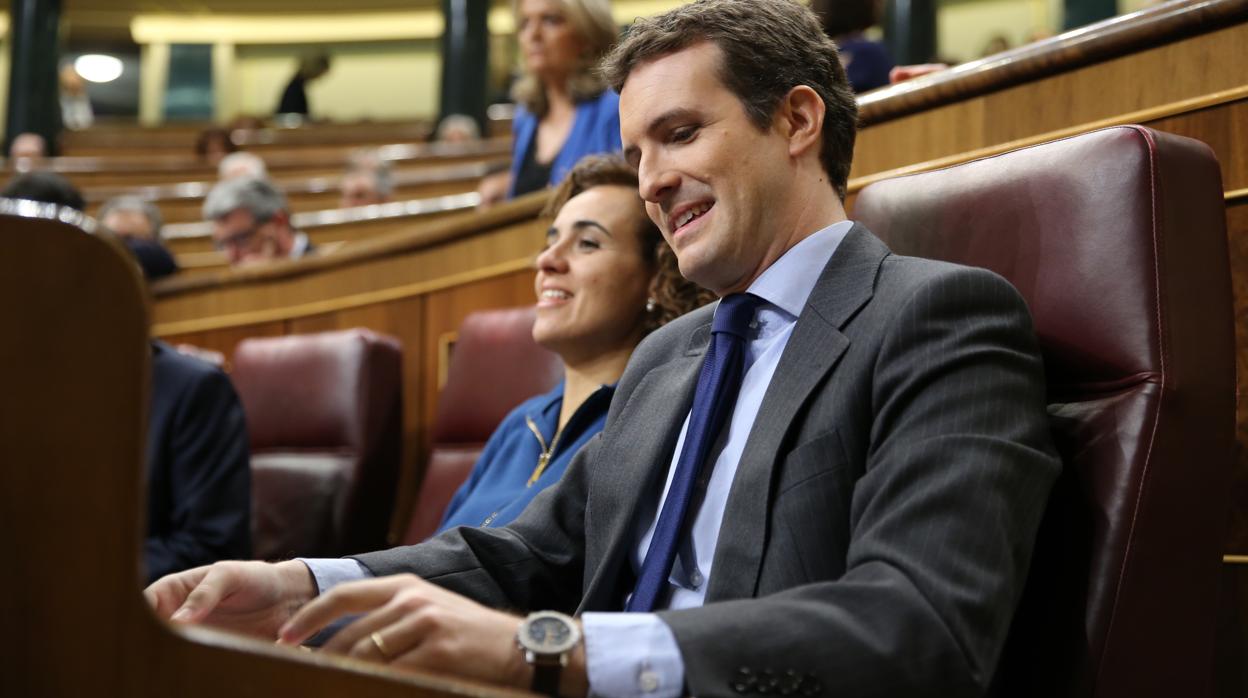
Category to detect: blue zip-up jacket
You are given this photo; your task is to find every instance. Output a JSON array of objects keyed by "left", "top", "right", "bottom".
[{"left": 437, "top": 382, "right": 614, "bottom": 533}]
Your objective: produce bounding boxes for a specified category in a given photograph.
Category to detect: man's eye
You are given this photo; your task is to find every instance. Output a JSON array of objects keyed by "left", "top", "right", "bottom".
[{"left": 671, "top": 126, "right": 697, "bottom": 143}]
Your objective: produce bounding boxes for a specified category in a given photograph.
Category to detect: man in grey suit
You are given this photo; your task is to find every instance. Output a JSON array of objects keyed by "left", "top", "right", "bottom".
[{"left": 146, "top": 1, "right": 1061, "bottom": 696}]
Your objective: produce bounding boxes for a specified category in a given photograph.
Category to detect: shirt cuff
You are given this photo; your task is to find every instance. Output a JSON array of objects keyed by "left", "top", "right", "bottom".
[
  {"left": 583, "top": 612, "right": 684, "bottom": 698},
  {"left": 298, "top": 557, "right": 372, "bottom": 595}
]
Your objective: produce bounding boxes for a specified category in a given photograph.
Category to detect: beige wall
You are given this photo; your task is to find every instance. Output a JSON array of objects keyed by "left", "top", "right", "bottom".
[
  {"left": 937, "top": 0, "right": 1056, "bottom": 64},
  {"left": 233, "top": 41, "right": 441, "bottom": 122}
]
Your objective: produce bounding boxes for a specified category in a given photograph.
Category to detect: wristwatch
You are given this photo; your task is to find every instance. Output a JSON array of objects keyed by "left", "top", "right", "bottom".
[{"left": 516, "top": 610, "right": 581, "bottom": 697}]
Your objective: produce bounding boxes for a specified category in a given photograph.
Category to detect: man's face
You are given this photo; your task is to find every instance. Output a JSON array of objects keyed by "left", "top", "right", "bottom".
[
  {"left": 102, "top": 209, "right": 155, "bottom": 241},
  {"left": 212, "top": 208, "right": 288, "bottom": 266},
  {"left": 620, "top": 42, "right": 796, "bottom": 296},
  {"left": 340, "top": 172, "right": 385, "bottom": 208}
]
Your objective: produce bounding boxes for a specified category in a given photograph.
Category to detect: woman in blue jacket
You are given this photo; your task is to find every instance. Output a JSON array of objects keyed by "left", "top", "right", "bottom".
[
  {"left": 439, "top": 154, "right": 713, "bottom": 531},
  {"left": 479, "top": 0, "right": 623, "bottom": 205}
]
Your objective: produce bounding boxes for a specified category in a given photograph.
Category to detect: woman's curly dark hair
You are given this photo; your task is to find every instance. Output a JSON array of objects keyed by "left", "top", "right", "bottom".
[{"left": 542, "top": 154, "right": 716, "bottom": 335}]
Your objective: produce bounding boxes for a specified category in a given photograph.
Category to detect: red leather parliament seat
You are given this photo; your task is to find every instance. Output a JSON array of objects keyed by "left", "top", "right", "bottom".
[
  {"left": 232, "top": 328, "right": 403, "bottom": 559},
  {"left": 401, "top": 306, "right": 562, "bottom": 544},
  {"left": 854, "top": 126, "right": 1234, "bottom": 697}
]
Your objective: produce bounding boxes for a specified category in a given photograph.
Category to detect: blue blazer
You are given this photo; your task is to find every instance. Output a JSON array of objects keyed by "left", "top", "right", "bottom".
[
  {"left": 508, "top": 89, "right": 622, "bottom": 198},
  {"left": 437, "top": 382, "right": 613, "bottom": 533},
  {"left": 145, "top": 341, "right": 252, "bottom": 583}
]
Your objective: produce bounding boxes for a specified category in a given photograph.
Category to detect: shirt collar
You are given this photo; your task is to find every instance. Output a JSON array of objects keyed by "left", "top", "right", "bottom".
[{"left": 745, "top": 220, "right": 855, "bottom": 318}]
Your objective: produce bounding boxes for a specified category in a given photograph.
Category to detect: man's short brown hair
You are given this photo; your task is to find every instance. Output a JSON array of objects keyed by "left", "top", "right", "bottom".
[{"left": 600, "top": 0, "right": 858, "bottom": 200}]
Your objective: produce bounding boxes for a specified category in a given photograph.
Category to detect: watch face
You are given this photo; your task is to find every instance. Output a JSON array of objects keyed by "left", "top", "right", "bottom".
[{"left": 521, "top": 611, "right": 580, "bottom": 654}]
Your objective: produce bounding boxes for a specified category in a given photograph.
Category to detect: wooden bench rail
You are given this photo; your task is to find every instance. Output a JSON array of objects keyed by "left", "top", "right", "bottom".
[{"left": 0, "top": 206, "right": 519, "bottom": 697}]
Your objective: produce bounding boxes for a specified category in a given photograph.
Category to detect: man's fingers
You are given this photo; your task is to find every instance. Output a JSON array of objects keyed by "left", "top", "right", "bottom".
[
  {"left": 171, "top": 568, "right": 228, "bottom": 623},
  {"left": 347, "top": 610, "right": 441, "bottom": 665},
  {"left": 321, "top": 602, "right": 420, "bottom": 655},
  {"left": 144, "top": 566, "right": 209, "bottom": 620},
  {"left": 279, "top": 575, "right": 422, "bottom": 645}
]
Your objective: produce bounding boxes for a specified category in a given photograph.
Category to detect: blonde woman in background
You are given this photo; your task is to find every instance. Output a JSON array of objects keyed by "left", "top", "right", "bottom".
[{"left": 479, "top": 0, "right": 621, "bottom": 206}]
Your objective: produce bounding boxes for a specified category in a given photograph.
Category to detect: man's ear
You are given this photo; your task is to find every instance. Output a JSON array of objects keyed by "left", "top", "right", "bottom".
[{"left": 778, "top": 85, "right": 825, "bottom": 160}]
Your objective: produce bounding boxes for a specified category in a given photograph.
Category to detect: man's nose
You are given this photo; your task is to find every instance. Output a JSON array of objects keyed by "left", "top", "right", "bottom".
[{"left": 638, "top": 160, "right": 679, "bottom": 206}]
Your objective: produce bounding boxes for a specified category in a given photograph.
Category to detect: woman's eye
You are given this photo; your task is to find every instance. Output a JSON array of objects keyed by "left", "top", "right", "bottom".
[{"left": 577, "top": 238, "right": 601, "bottom": 250}]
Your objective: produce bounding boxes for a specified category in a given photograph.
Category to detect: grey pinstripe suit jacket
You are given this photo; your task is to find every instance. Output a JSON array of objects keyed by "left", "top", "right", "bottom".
[{"left": 356, "top": 224, "right": 1061, "bottom": 697}]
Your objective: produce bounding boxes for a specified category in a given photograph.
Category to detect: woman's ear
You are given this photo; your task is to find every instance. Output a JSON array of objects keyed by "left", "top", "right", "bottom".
[{"left": 778, "top": 85, "right": 825, "bottom": 160}]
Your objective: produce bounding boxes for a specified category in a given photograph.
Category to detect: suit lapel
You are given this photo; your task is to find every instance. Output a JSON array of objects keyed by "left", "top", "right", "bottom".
[
  {"left": 705, "top": 224, "right": 890, "bottom": 601},
  {"left": 579, "top": 321, "right": 712, "bottom": 611}
]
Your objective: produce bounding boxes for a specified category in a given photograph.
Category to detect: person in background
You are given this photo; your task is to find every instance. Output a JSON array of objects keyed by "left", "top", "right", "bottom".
[
  {"left": 195, "top": 128, "right": 238, "bottom": 166},
  {"left": 101, "top": 196, "right": 179, "bottom": 279},
  {"left": 118, "top": 242, "right": 249, "bottom": 582},
  {"left": 811, "top": 0, "right": 893, "bottom": 92},
  {"left": 277, "top": 53, "right": 332, "bottom": 117},
  {"left": 60, "top": 64, "right": 94, "bottom": 131},
  {"left": 9, "top": 133, "right": 47, "bottom": 171},
  {"left": 438, "top": 153, "right": 714, "bottom": 534},
  {"left": 1, "top": 171, "right": 85, "bottom": 211},
  {"left": 477, "top": 0, "right": 622, "bottom": 207},
  {"left": 204, "top": 176, "right": 313, "bottom": 267},
  {"left": 339, "top": 161, "right": 393, "bottom": 208},
  {"left": 435, "top": 114, "right": 483, "bottom": 144},
  {"left": 981, "top": 33, "right": 1012, "bottom": 58},
  {"left": 218, "top": 152, "right": 269, "bottom": 181},
  {"left": 99, "top": 195, "right": 165, "bottom": 242}
]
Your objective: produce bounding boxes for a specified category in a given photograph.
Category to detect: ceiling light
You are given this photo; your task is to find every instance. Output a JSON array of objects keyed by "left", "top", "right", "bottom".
[{"left": 74, "top": 54, "right": 123, "bottom": 83}]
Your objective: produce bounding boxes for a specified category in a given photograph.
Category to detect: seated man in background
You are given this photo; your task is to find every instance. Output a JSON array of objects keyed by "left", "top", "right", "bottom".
[
  {"left": 339, "top": 162, "right": 392, "bottom": 208},
  {"left": 205, "top": 176, "right": 313, "bottom": 267},
  {"left": 100, "top": 196, "right": 180, "bottom": 279},
  {"left": 148, "top": 1, "right": 1059, "bottom": 696},
  {"left": 8, "top": 132, "right": 47, "bottom": 171},
  {"left": 434, "top": 114, "right": 482, "bottom": 144},
  {"left": 218, "top": 151, "right": 269, "bottom": 181},
  {"left": 99, "top": 195, "right": 165, "bottom": 242},
  {"left": 145, "top": 332, "right": 252, "bottom": 584}
]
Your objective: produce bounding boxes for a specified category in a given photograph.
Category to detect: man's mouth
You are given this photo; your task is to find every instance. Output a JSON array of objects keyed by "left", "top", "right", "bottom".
[{"left": 672, "top": 202, "right": 713, "bottom": 235}]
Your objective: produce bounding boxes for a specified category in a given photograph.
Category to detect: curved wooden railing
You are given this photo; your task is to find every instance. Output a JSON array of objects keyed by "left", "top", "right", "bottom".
[{"left": 0, "top": 204, "right": 517, "bottom": 698}]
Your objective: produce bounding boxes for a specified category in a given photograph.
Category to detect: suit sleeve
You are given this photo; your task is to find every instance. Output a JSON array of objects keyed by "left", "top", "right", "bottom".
[
  {"left": 352, "top": 431, "right": 596, "bottom": 614},
  {"left": 145, "top": 369, "right": 252, "bottom": 583},
  {"left": 658, "top": 267, "right": 1061, "bottom": 698}
]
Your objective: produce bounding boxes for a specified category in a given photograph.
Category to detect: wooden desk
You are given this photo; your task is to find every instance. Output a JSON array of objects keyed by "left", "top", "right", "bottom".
[{"left": 0, "top": 207, "right": 521, "bottom": 697}]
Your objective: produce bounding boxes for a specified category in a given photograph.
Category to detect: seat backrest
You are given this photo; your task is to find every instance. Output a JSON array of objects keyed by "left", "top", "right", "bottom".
[
  {"left": 401, "top": 306, "right": 562, "bottom": 544},
  {"left": 232, "top": 328, "right": 403, "bottom": 558},
  {"left": 853, "top": 125, "right": 1234, "bottom": 698}
]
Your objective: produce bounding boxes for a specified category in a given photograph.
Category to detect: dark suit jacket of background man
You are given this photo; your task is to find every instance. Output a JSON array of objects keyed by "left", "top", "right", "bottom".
[
  {"left": 145, "top": 341, "right": 251, "bottom": 584},
  {"left": 355, "top": 225, "right": 1062, "bottom": 697}
]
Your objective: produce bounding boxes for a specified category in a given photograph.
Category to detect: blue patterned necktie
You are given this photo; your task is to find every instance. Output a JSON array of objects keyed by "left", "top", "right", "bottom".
[{"left": 626, "top": 293, "right": 765, "bottom": 612}]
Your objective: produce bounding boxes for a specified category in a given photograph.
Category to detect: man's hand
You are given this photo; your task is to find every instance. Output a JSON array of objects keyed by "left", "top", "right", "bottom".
[
  {"left": 144, "top": 560, "right": 318, "bottom": 640},
  {"left": 279, "top": 574, "right": 585, "bottom": 693}
]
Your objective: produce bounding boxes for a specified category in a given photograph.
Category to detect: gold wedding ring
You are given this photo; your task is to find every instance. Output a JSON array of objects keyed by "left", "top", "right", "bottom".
[{"left": 370, "top": 631, "right": 392, "bottom": 660}]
